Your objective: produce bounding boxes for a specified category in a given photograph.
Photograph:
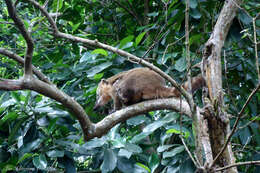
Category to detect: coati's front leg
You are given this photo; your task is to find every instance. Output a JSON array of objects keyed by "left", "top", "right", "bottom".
[{"left": 110, "top": 87, "right": 123, "bottom": 113}]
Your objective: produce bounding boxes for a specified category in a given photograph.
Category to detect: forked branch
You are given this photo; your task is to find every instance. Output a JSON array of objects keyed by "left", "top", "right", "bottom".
[{"left": 5, "top": 0, "right": 33, "bottom": 76}]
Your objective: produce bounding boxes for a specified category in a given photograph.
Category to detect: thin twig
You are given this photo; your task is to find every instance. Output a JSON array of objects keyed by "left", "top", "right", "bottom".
[
  {"left": 210, "top": 83, "right": 260, "bottom": 168},
  {"left": 180, "top": 135, "right": 200, "bottom": 168},
  {"left": 215, "top": 161, "right": 260, "bottom": 172},
  {"left": 185, "top": 0, "right": 194, "bottom": 111},
  {"left": 162, "top": 26, "right": 194, "bottom": 61},
  {"left": 253, "top": 17, "right": 260, "bottom": 81},
  {"left": 238, "top": 115, "right": 260, "bottom": 130}
]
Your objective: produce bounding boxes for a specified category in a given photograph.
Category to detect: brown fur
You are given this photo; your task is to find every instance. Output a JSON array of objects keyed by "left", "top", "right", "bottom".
[{"left": 93, "top": 67, "right": 205, "bottom": 111}]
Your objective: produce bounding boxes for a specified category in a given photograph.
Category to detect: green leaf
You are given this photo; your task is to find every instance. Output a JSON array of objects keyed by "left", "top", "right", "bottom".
[
  {"left": 91, "top": 49, "right": 108, "bottom": 56},
  {"left": 52, "top": 0, "right": 63, "bottom": 12},
  {"left": 166, "top": 127, "right": 190, "bottom": 138},
  {"left": 143, "top": 114, "right": 178, "bottom": 133},
  {"left": 11, "top": 91, "right": 21, "bottom": 103},
  {"left": 147, "top": 12, "right": 159, "bottom": 17},
  {"left": 174, "top": 57, "right": 186, "bottom": 72},
  {"left": 101, "top": 149, "right": 117, "bottom": 173},
  {"left": 118, "top": 149, "right": 132, "bottom": 159},
  {"left": 125, "top": 143, "right": 142, "bottom": 153},
  {"left": 80, "top": 51, "right": 96, "bottom": 62},
  {"left": 136, "top": 162, "right": 150, "bottom": 173},
  {"left": 86, "top": 62, "right": 113, "bottom": 78},
  {"left": 189, "top": 34, "right": 202, "bottom": 45},
  {"left": 119, "top": 35, "right": 134, "bottom": 48},
  {"left": 131, "top": 114, "right": 178, "bottom": 143},
  {"left": 2, "top": 164, "right": 16, "bottom": 173},
  {"left": 149, "top": 154, "right": 159, "bottom": 173},
  {"left": 163, "top": 146, "right": 185, "bottom": 159},
  {"left": 46, "top": 150, "right": 64, "bottom": 157},
  {"left": 130, "top": 132, "right": 150, "bottom": 143},
  {"left": 239, "top": 126, "right": 251, "bottom": 145},
  {"left": 83, "top": 136, "right": 107, "bottom": 150},
  {"left": 0, "top": 112, "right": 18, "bottom": 124},
  {"left": 47, "top": 117, "right": 59, "bottom": 135},
  {"left": 8, "top": 117, "right": 28, "bottom": 144},
  {"left": 21, "top": 139, "right": 43, "bottom": 154},
  {"left": 121, "top": 42, "right": 133, "bottom": 49},
  {"left": 18, "top": 153, "right": 35, "bottom": 164},
  {"left": 71, "top": 23, "right": 81, "bottom": 32},
  {"left": 157, "top": 145, "right": 175, "bottom": 153},
  {"left": 126, "top": 115, "right": 150, "bottom": 126},
  {"left": 0, "top": 148, "right": 10, "bottom": 162},
  {"left": 33, "top": 154, "right": 47, "bottom": 170},
  {"left": 189, "top": 0, "right": 198, "bottom": 9},
  {"left": 93, "top": 73, "right": 104, "bottom": 80},
  {"left": 135, "top": 31, "right": 147, "bottom": 46},
  {"left": 190, "top": 8, "right": 201, "bottom": 19}
]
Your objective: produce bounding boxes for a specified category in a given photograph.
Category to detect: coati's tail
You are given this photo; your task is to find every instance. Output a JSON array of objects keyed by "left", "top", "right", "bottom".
[
  {"left": 156, "top": 75, "right": 205, "bottom": 98},
  {"left": 183, "top": 75, "right": 205, "bottom": 94}
]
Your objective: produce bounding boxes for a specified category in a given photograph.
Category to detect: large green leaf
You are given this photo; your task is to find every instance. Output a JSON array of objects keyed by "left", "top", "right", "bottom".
[
  {"left": 33, "top": 154, "right": 47, "bottom": 170},
  {"left": 101, "top": 149, "right": 117, "bottom": 173},
  {"left": 86, "top": 62, "right": 113, "bottom": 78},
  {"left": 149, "top": 154, "right": 159, "bottom": 173},
  {"left": 163, "top": 146, "right": 185, "bottom": 159}
]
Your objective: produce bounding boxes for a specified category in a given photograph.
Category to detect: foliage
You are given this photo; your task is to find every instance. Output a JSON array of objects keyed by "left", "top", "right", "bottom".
[{"left": 0, "top": 0, "right": 259, "bottom": 172}]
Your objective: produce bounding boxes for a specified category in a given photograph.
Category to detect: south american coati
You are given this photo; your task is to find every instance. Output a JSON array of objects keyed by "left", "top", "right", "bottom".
[{"left": 93, "top": 67, "right": 205, "bottom": 112}]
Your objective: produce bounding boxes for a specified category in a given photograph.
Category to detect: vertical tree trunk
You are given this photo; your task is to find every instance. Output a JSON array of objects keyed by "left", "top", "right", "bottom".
[{"left": 197, "top": 0, "right": 241, "bottom": 172}]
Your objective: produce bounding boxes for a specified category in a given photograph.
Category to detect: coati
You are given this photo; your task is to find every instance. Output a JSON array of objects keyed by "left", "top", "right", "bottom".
[{"left": 93, "top": 67, "right": 205, "bottom": 112}]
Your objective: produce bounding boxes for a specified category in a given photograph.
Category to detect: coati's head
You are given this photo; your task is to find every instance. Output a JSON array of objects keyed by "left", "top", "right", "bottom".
[{"left": 93, "top": 79, "right": 113, "bottom": 111}]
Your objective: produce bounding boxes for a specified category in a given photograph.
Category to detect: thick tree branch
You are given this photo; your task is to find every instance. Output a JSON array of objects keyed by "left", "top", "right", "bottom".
[
  {"left": 90, "top": 97, "right": 193, "bottom": 139},
  {"left": 5, "top": 0, "right": 33, "bottom": 76},
  {"left": 0, "top": 48, "right": 51, "bottom": 84},
  {"left": 0, "top": 77, "right": 94, "bottom": 140}
]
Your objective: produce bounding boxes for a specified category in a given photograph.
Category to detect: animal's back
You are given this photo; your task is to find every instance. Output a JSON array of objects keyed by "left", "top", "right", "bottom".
[{"left": 116, "top": 68, "right": 168, "bottom": 105}]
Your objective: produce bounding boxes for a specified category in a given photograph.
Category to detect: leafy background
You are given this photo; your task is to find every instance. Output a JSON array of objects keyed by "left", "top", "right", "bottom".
[{"left": 0, "top": 0, "right": 259, "bottom": 172}]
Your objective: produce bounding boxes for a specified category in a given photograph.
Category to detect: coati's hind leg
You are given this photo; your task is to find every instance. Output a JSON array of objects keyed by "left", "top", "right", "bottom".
[{"left": 117, "top": 87, "right": 142, "bottom": 106}]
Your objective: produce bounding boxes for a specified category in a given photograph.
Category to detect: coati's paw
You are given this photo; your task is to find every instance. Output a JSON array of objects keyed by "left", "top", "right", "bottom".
[{"left": 109, "top": 109, "right": 116, "bottom": 114}]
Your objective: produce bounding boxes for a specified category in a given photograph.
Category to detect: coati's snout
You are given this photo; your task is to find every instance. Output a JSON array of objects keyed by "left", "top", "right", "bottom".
[{"left": 93, "top": 79, "right": 113, "bottom": 111}]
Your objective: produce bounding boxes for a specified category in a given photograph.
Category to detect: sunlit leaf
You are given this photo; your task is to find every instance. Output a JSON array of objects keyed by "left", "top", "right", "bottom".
[
  {"left": 91, "top": 49, "right": 108, "bottom": 56},
  {"left": 135, "top": 31, "right": 147, "bottom": 46}
]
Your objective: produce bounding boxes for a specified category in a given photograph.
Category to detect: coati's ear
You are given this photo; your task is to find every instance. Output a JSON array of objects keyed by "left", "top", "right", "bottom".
[{"left": 101, "top": 79, "right": 109, "bottom": 84}]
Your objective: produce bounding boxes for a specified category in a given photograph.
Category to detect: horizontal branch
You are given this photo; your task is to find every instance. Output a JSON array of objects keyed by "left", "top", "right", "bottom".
[
  {"left": 0, "top": 77, "right": 195, "bottom": 140},
  {"left": 89, "top": 97, "right": 193, "bottom": 139},
  {"left": 0, "top": 48, "right": 51, "bottom": 84}
]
